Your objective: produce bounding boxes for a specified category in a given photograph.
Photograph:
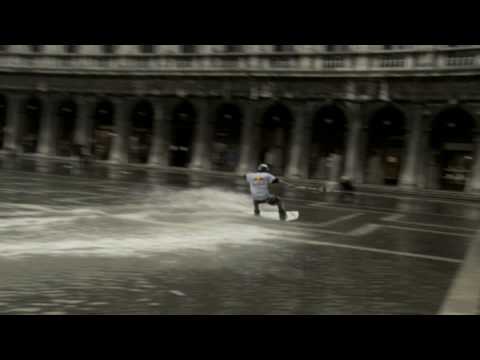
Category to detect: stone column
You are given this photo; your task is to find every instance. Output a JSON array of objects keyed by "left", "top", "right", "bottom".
[
  {"left": 110, "top": 97, "right": 134, "bottom": 164},
  {"left": 301, "top": 116, "right": 314, "bottom": 178},
  {"left": 399, "top": 106, "right": 424, "bottom": 188},
  {"left": 149, "top": 98, "right": 172, "bottom": 167},
  {"left": 38, "top": 93, "right": 59, "bottom": 156},
  {"left": 286, "top": 103, "right": 310, "bottom": 178},
  {"left": 190, "top": 98, "right": 213, "bottom": 170},
  {"left": 4, "top": 93, "right": 25, "bottom": 152},
  {"left": 344, "top": 103, "right": 365, "bottom": 183},
  {"left": 329, "top": 153, "right": 343, "bottom": 182},
  {"left": 468, "top": 133, "right": 480, "bottom": 192},
  {"left": 237, "top": 100, "right": 259, "bottom": 174},
  {"left": 74, "top": 95, "right": 95, "bottom": 151},
  {"left": 360, "top": 126, "right": 369, "bottom": 184}
]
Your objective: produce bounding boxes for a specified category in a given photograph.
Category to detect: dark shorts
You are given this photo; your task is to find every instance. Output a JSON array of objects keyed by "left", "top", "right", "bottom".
[{"left": 254, "top": 196, "right": 280, "bottom": 206}]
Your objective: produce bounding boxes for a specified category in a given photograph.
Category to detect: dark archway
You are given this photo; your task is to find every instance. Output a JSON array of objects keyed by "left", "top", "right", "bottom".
[
  {"left": 430, "top": 107, "right": 475, "bottom": 191},
  {"left": 57, "top": 99, "right": 77, "bottom": 157},
  {"left": 0, "top": 95, "right": 6, "bottom": 150},
  {"left": 259, "top": 103, "right": 293, "bottom": 175},
  {"left": 366, "top": 106, "right": 407, "bottom": 186},
  {"left": 92, "top": 100, "right": 115, "bottom": 161},
  {"left": 21, "top": 97, "right": 42, "bottom": 153},
  {"left": 309, "top": 105, "right": 347, "bottom": 180},
  {"left": 170, "top": 100, "right": 196, "bottom": 167},
  {"left": 129, "top": 100, "right": 154, "bottom": 164},
  {"left": 212, "top": 103, "right": 243, "bottom": 172}
]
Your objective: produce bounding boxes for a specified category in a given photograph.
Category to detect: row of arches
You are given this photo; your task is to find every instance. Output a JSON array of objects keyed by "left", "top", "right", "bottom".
[
  {"left": 307, "top": 104, "right": 476, "bottom": 191},
  {"left": 0, "top": 95, "right": 247, "bottom": 169},
  {"left": 0, "top": 94, "right": 477, "bottom": 191}
]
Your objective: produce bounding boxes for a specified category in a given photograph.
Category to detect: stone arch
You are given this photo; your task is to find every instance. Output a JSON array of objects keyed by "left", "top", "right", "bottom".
[
  {"left": 365, "top": 104, "right": 407, "bottom": 185},
  {"left": 309, "top": 104, "right": 348, "bottom": 180},
  {"left": 211, "top": 103, "right": 243, "bottom": 172},
  {"left": 21, "top": 95, "right": 42, "bottom": 153},
  {"left": 365, "top": 101, "right": 408, "bottom": 128},
  {"left": 169, "top": 99, "right": 197, "bottom": 168},
  {"left": 258, "top": 102, "right": 294, "bottom": 175},
  {"left": 428, "top": 104, "right": 479, "bottom": 131},
  {"left": 317, "top": 100, "right": 350, "bottom": 118},
  {"left": 129, "top": 99, "right": 154, "bottom": 164}
]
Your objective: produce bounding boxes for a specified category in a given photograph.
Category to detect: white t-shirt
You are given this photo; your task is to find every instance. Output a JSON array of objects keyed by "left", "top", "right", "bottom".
[{"left": 246, "top": 172, "right": 277, "bottom": 201}]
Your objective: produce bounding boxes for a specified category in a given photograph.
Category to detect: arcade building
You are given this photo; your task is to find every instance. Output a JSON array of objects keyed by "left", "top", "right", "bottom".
[{"left": 1, "top": 45, "right": 480, "bottom": 192}]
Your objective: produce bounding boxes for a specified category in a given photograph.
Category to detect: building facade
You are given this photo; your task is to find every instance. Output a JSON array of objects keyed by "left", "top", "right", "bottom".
[{"left": 1, "top": 45, "right": 480, "bottom": 192}]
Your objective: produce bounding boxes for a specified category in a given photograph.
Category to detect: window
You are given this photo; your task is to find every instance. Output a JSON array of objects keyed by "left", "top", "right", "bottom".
[
  {"left": 140, "top": 45, "right": 155, "bottom": 54},
  {"left": 180, "top": 45, "right": 196, "bottom": 54},
  {"left": 64, "top": 45, "right": 78, "bottom": 54},
  {"left": 102, "top": 45, "right": 116, "bottom": 54},
  {"left": 225, "top": 45, "right": 242, "bottom": 53},
  {"left": 273, "top": 45, "right": 294, "bottom": 52},
  {"left": 30, "top": 45, "right": 43, "bottom": 53}
]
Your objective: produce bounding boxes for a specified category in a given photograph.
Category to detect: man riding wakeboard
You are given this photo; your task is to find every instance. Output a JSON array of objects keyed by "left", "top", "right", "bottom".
[{"left": 245, "top": 164, "right": 287, "bottom": 221}]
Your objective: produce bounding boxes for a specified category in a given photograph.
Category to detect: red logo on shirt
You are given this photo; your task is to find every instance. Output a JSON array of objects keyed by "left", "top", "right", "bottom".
[{"left": 254, "top": 176, "right": 266, "bottom": 184}]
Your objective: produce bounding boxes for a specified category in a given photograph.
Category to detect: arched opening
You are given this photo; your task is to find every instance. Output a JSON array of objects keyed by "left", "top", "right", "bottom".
[
  {"left": 92, "top": 100, "right": 115, "bottom": 161},
  {"left": 309, "top": 105, "right": 347, "bottom": 180},
  {"left": 129, "top": 100, "right": 154, "bottom": 164},
  {"left": 0, "top": 95, "right": 6, "bottom": 150},
  {"left": 259, "top": 103, "right": 293, "bottom": 175},
  {"left": 57, "top": 99, "right": 77, "bottom": 157},
  {"left": 430, "top": 107, "right": 475, "bottom": 191},
  {"left": 21, "top": 97, "right": 42, "bottom": 153},
  {"left": 212, "top": 103, "right": 243, "bottom": 172},
  {"left": 170, "top": 100, "right": 196, "bottom": 167},
  {"left": 366, "top": 106, "right": 406, "bottom": 186}
]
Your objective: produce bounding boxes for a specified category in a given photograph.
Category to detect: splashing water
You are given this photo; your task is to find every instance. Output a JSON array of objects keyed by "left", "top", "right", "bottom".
[{"left": 0, "top": 187, "right": 286, "bottom": 259}]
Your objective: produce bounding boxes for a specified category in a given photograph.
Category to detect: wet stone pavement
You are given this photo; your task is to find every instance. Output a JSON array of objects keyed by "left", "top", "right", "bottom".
[{"left": 0, "top": 157, "right": 479, "bottom": 315}]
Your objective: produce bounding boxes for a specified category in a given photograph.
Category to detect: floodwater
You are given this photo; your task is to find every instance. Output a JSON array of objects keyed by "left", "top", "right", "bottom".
[{"left": 0, "top": 158, "right": 478, "bottom": 314}]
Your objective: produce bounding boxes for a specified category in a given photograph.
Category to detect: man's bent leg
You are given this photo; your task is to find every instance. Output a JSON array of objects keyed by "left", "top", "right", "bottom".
[
  {"left": 278, "top": 198, "right": 287, "bottom": 221},
  {"left": 253, "top": 200, "right": 261, "bottom": 216},
  {"left": 278, "top": 198, "right": 286, "bottom": 213},
  {"left": 268, "top": 196, "right": 287, "bottom": 220}
]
